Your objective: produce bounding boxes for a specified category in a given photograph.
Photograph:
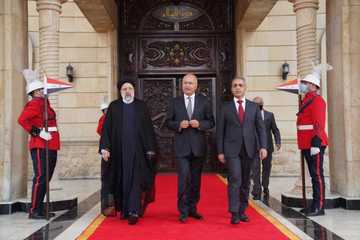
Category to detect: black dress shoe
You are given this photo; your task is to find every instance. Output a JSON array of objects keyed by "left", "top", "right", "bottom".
[
  {"left": 128, "top": 214, "right": 139, "bottom": 225},
  {"left": 299, "top": 207, "right": 313, "bottom": 214},
  {"left": 239, "top": 213, "right": 249, "bottom": 222},
  {"left": 29, "top": 212, "right": 46, "bottom": 220},
  {"left": 39, "top": 211, "right": 56, "bottom": 218},
  {"left": 179, "top": 214, "right": 188, "bottom": 223},
  {"left": 263, "top": 189, "right": 269, "bottom": 199},
  {"left": 306, "top": 208, "right": 325, "bottom": 217},
  {"left": 231, "top": 213, "right": 240, "bottom": 225},
  {"left": 189, "top": 212, "right": 203, "bottom": 220},
  {"left": 45, "top": 212, "right": 56, "bottom": 218}
]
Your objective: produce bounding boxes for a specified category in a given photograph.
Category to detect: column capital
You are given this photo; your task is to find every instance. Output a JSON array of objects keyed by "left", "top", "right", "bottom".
[
  {"left": 36, "top": 0, "right": 62, "bottom": 13},
  {"left": 288, "top": 0, "right": 319, "bottom": 12}
]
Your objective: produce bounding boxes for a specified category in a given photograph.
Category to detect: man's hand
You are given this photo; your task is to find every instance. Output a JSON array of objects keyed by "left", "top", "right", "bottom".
[
  {"left": 260, "top": 148, "right": 268, "bottom": 160},
  {"left": 218, "top": 154, "right": 226, "bottom": 164},
  {"left": 310, "top": 147, "right": 320, "bottom": 156},
  {"left": 101, "top": 149, "right": 110, "bottom": 161},
  {"left": 39, "top": 130, "right": 52, "bottom": 141},
  {"left": 180, "top": 120, "right": 190, "bottom": 129},
  {"left": 189, "top": 120, "right": 200, "bottom": 128},
  {"left": 276, "top": 144, "right": 281, "bottom": 151}
]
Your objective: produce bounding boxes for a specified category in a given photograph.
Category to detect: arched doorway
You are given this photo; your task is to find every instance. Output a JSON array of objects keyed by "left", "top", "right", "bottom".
[{"left": 117, "top": 0, "right": 235, "bottom": 171}]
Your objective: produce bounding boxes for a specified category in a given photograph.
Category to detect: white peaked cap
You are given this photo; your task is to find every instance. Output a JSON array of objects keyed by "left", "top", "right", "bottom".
[
  {"left": 22, "top": 69, "right": 44, "bottom": 94},
  {"left": 100, "top": 96, "right": 109, "bottom": 110},
  {"left": 100, "top": 102, "right": 109, "bottom": 110},
  {"left": 302, "top": 63, "right": 333, "bottom": 88}
]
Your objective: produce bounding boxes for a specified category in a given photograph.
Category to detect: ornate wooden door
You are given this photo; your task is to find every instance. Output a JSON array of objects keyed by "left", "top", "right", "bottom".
[{"left": 118, "top": 0, "right": 235, "bottom": 171}]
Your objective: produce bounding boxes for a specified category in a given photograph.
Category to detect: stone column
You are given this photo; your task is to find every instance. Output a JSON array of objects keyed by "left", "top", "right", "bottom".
[
  {"left": 291, "top": 0, "right": 319, "bottom": 78},
  {"left": 327, "top": 0, "right": 360, "bottom": 198},
  {"left": 0, "top": 0, "right": 28, "bottom": 202},
  {"left": 36, "top": 0, "right": 63, "bottom": 79},
  {"left": 37, "top": 0, "right": 67, "bottom": 110}
]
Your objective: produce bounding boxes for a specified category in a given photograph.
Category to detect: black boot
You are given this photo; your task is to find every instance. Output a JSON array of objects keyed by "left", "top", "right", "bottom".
[
  {"left": 306, "top": 208, "right": 325, "bottom": 217},
  {"left": 29, "top": 212, "right": 46, "bottom": 220},
  {"left": 128, "top": 213, "right": 139, "bottom": 225},
  {"left": 231, "top": 213, "right": 240, "bottom": 225}
]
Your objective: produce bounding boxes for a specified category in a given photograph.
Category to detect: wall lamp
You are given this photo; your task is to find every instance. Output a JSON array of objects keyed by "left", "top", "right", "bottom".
[
  {"left": 66, "top": 63, "right": 74, "bottom": 82},
  {"left": 282, "top": 61, "right": 290, "bottom": 80}
]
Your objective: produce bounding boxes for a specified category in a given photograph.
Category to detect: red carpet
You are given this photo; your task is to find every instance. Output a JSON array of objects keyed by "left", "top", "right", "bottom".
[{"left": 85, "top": 175, "right": 295, "bottom": 240}]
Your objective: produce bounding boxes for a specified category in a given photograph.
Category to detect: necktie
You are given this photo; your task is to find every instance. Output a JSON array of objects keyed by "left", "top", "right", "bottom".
[
  {"left": 238, "top": 100, "right": 244, "bottom": 124},
  {"left": 187, "top": 96, "right": 193, "bottom": 119}
]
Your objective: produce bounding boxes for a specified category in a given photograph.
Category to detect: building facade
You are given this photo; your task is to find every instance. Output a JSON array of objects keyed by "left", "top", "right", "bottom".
[{"left": 1, "top": 0, "right": 359, "bottom": 203}]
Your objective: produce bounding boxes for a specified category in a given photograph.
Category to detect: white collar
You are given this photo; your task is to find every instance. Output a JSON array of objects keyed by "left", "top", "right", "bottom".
[
  {"left": 234, "top": 96, "right": 246, "bottom": 103},
  {"left": 184, "top": 93, "right": 195, "bottom": 99}
]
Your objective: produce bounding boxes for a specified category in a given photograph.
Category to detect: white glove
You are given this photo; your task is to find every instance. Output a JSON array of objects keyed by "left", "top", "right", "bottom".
[
  {"left": 310, "top": 147, "right": 320, "bottom": 156},
  {"left": 39, "top": 130, "right": 52, "bottom": 141}
]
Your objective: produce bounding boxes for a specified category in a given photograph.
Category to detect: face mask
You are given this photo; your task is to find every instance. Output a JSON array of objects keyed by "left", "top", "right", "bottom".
[{"left": 299, "top": 83, "right": 309, "bottom": 94}]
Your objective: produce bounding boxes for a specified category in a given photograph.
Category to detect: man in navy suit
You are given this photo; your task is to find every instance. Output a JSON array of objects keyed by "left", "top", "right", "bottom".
[
  {"left": 166, "top": 73, "right": 215, "bottom": 223},
  {"left": 251, "top": 97, "right": 281, "bottom": 201},
  {"left": 217, "top": 77, "right": 267, "bottom": 224}
]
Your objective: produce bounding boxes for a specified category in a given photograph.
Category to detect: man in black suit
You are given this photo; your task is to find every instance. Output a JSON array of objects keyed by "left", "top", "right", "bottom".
[
  {"left": 217, "top": 77, "right": 267, "bottom": 225},
  {"left": 166, "top": 73, "right": 215, "bottom": 223},
  {"left": 251, "top": 97, "right": 281, "bottom": 201}
]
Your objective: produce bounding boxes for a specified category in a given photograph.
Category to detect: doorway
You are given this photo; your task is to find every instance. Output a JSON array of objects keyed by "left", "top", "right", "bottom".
[{"left": 117, "top": 0, "right": 235, "bottom": 171}]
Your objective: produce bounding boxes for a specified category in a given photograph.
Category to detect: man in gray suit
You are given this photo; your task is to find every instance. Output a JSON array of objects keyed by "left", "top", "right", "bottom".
[
  {"left": 217, "top": 77, "right": 267, "bottom": 225},
  {"left": 251, "top": 97, "right": 281, "bottom": 202},
  {"left": 166, "top": 73, "right": 215, "bottom": 223}
]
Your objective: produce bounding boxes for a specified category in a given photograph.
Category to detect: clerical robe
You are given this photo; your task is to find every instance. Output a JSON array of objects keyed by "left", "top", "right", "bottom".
[{"left": 99, "top": 98, "right": 157, "bottom": 216}]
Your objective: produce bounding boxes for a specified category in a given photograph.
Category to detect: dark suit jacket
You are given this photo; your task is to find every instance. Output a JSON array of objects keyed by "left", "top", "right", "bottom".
[
  {"left": 166, "top": 94, "right": 215, "bottom": 158},
  {"left": 263, "top": 110, "right": 281, "bottom": 153},
  {"left": 217, "top": 99, "right": 267, "bottom": 159}
]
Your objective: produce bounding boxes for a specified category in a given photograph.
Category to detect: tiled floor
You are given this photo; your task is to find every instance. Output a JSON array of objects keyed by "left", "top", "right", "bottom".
[
  {"left": 1, "top": 176, "right": 359, "bottom": 240},
  {"left": 268, "top": 177, "right": 360, "bottom": 240},
  {"left": 0, "top": 179, "right": 100, "bottom": 240}
]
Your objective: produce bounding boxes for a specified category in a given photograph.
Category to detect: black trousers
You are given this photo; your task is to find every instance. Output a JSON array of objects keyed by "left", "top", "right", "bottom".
[
  {"left": 29, "top": 148, "right": 57, "bottom": 215},
  {"left": 176, "top": 154, "right": 203, "bottom": 215},
  {"left": 251, "top": 151, "right": 273, "bottom": 196},
  {"left": 302, "top": 147, "right": 326, "bottom": 210},
  {"left": 227, "top": 144, "right": 254, "bottom": 214}
]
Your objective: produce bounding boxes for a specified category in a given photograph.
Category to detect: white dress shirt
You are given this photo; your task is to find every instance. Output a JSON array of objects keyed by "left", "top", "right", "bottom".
[
  {"left": 234, "top": 96, "right": 246, "bottom": 113},
  {"left": 184, "top": 94, "right": 195, "bottom": 111}
]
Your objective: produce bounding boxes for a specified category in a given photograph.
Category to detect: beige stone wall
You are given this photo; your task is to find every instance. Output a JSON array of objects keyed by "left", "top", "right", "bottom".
[
  {"left": 239, "top": 0, "right": 328, "bottom": 176},
  {"left": 28, "top": 0, "right": 113, "bottom": 178}
]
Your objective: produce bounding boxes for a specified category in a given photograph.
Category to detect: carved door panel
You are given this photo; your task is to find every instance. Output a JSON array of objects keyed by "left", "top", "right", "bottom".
[
  {"left": 139, "top": 78, "right": 177, "bottom": 170},
  {"left": 140, "top": 38, "right": 215, "bottom": 73},
  {"left": 139, "top": 76, "right": 217, "bottom": 171}
]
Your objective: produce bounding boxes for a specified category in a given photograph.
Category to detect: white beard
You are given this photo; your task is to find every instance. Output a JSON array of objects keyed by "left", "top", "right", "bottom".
[{"left": 122, "top": 94, "right": 134, "bottom": 104}]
